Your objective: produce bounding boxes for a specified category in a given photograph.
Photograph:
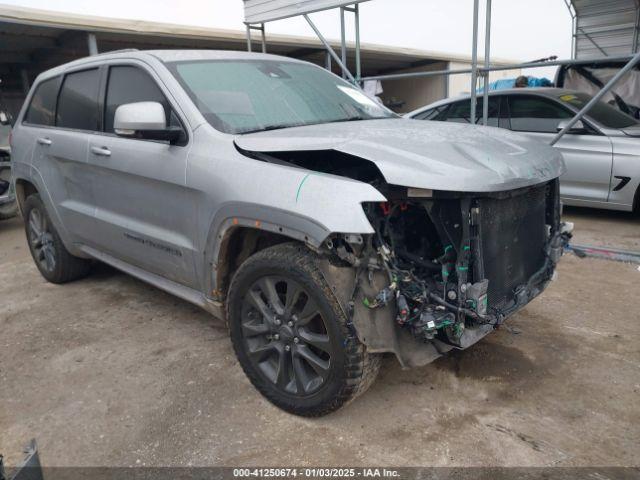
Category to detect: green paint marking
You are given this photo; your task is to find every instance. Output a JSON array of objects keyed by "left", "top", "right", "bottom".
[
  {"left": 457, "top": 266, "right": 468, "bottom": 271},
  {"left": 444, "top": 244, "right": 453, "bottom": 253},
  {"left": 463, "top": 246, "right": 470, "bottom": 251},
  {"left": 295, "top": 173, "right": 312, "bottom": 203}
]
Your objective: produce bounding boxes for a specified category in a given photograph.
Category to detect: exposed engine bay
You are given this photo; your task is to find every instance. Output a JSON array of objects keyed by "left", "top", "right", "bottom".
[{"left": 323, "top": 178, "right": 571, "bottom": 365}]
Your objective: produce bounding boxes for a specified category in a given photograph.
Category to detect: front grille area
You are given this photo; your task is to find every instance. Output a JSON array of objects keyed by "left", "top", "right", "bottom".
[{"left": 478, "top": 185, "right": 548, "bottom": 311}]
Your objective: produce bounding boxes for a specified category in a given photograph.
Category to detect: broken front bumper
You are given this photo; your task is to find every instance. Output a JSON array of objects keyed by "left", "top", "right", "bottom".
[{"left": 329, "top": 179, "right": 570, "bottom": 368}]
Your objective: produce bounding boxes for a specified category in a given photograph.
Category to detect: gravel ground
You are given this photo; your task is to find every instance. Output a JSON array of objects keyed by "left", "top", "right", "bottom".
[{"left": 1, "top": 211, "right": 639, "bottom": 467}]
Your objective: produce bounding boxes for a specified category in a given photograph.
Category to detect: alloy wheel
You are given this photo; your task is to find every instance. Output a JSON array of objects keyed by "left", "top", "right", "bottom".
[
  {"left": 28, "top": 208, "right": 56, "bottom": 273},
  {"left": 240, "top": 275, "right": 333, "bottom": 396}
]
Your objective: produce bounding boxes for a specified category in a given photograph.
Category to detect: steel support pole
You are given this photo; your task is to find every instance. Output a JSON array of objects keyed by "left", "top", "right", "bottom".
[
  {"left": 326, "top": 50, "right": 332, "bottom": 70},
  {"left": 482, "top": 0, "right": 492, "bottom": 126},
  {"left": 304, "top": 14, "right": 356, "bottom": 83},
  {"left": 633, "top": 5, "right": 640, "bottom": 53},
  {"left": 261, "top": 23, "right": 266, "bottom": 53},
  {"left": 246, "top": 24, "right": 252, "bottom": 52},
  {"left": 20, "top": 69, "right": 30, "bottom": 96},
  {"left": 361, "top": 55, "right": 634, "bottom": 83},
  {"left": 354, "top": 3, "right": 361, "bottom": 82},
  {"left": 551, "top": 51, "right": 640, "bottom": 145},
  {"left": 363, "top": 67, "right": 476, "bottom": 82},
  {"left": 87, "top": 32, "right": 98, "bottom": 56},
  {"left": 469, "top": 0, "right": 480, "bottom": 124},
  {"left": 340, "top": 7, "right": 347, "bottom": 78}
]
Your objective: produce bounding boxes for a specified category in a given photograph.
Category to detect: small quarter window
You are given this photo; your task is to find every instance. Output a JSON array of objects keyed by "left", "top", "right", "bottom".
[{"left": 24, "top": 77, "right": 60, "bottom": 126}]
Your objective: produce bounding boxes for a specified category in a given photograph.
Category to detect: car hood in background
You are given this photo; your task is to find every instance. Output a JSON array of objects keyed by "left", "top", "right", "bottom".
[{"left": 235, "top": 118, "right": 565, "bottom": 192}]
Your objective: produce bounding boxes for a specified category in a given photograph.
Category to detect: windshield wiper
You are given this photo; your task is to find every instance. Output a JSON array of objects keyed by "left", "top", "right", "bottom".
[
  {"left": 240, "top": 116, "right": 391, "bottom": 134},
  {"left": 240, "top": 124, "right": 295, "bottom": 135}
]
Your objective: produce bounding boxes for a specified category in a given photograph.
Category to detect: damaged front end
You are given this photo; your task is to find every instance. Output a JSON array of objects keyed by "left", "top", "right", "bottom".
[{"left": 323, "top": 179, "right": 571, "bottom": 367}]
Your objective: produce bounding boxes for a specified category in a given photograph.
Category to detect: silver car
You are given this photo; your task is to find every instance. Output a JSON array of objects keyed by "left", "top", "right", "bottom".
[
  {"left": 11, "top": 50, "right": 569, "bottom": 416},
  {"left": 407, "top": 88, "right": 640, "bottom": 212}
]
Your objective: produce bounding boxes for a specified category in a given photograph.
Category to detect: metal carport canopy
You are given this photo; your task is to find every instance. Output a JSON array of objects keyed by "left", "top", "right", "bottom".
[
  {"left": 241, "top": 0, "right": 640, "bottom": 143},
  {"left": 568, "top": 0, "right": 640, "bottom": 58}
]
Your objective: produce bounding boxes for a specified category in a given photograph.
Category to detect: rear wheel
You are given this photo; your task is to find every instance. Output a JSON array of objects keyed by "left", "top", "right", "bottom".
[
  {"left": 227, "top": 243, "right": 380, "bottom": 417},
  {"left": 23, "top": 194, "right": 91, "bottom": 283}
]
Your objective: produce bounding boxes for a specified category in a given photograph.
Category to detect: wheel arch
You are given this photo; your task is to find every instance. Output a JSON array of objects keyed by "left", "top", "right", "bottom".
[
  {"left": 14, "top": 177, "right": 39, "bottom": 216},
  {"left": 203, "top": 202, "right": 332, "bottom": 302}
]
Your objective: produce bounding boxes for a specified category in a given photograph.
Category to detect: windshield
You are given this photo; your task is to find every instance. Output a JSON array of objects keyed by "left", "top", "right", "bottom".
[
  {"left": 166, "top": 59, "right": 395, "bottom": 134},
  {"left": 558, "top": 92, "right": 638, "bottom": 129}
]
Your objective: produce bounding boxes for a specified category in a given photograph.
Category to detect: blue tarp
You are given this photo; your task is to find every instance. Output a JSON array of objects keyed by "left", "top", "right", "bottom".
[{"left": 478, "top": 76, "right": 553, "bottom": 92}]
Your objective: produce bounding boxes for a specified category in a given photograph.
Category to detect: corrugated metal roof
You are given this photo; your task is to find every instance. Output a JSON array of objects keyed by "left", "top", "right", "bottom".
[
  {"left": 243, "top": 0, "right": 369, "bottom": 24},
  {"left": 572, "top": 0, "right": 640, "bottom": 58}
]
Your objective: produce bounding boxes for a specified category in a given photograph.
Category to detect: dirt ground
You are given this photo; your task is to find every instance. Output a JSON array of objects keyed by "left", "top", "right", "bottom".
[{"left": 1, "top": 207, "right": 639, "bottom": 467}]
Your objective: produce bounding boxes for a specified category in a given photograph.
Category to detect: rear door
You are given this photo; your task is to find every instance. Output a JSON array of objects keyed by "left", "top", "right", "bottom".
[
  {"left": 26, "top": 69, "right": 100, "bottom": 243},
  {"left": 505, "top": 94, "right": 613, "bottom": 203},
  {"left": 85, "top": 62, "right": 198, "bottom": 288}
]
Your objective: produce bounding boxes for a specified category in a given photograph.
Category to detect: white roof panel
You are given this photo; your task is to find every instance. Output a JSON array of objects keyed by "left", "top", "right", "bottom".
[{"left": 243, "top": 0, "right": 369, "bottom": 24}]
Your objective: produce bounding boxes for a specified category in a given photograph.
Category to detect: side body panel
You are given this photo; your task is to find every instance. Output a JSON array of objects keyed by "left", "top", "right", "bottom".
[
  {"left": 609, "top": 135, "right": 640, "bottom": 210},
  {"left": 86, "top": 133, "right": 199, "bottom": 288},
  {"left": 520, "top": 132, "right": 613, "bottom": 203}
]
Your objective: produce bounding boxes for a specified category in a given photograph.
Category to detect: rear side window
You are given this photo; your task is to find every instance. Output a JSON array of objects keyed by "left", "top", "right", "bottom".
[
  {"left": 56, "top": 69, "right": 100, "bottom": 131},
  {"left": 104, "top": 66, "right": 171, "bottom": 133},
  {"left": 508, "top": 96, "right": 573, "bottom": 133},
  {"left": 24, "top": 77, "right": 59, "bottom": 126}
]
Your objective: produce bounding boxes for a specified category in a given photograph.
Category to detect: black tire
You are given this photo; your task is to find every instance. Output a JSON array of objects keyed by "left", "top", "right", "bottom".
[
  {"left": 23, "top": 194, "right": 91, "bottom": 284},
  {"left": 227, "top": 242, "right": 381, "bottom": 417}
]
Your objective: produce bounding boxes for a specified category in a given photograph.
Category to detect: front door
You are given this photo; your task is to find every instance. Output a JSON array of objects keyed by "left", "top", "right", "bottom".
[{"left": 86, "top": 63, "right": 198, "bottom": 288}]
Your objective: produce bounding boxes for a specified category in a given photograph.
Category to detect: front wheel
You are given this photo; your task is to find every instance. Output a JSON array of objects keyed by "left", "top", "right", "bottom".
[{"left": 227, "top": 243, "right": 380, "bottom": 417}]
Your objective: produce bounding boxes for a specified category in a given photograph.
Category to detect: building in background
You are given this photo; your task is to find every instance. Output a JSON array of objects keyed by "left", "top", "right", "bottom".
[{"left": 0, "top": 5, "right": 521, "bottom": 116}]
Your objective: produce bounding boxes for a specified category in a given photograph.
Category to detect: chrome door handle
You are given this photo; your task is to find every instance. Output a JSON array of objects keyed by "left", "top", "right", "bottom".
[
  {"left": 37, "top": 137, "right": 52, "bottom": 146},
  {"left": 90, "top": 146, "right": 111, "bottom": 157}
]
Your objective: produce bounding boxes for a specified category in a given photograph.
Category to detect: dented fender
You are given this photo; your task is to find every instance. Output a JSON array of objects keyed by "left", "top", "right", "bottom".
[{"left": 198, "top": 165, "right": 386, "bottom": 296}]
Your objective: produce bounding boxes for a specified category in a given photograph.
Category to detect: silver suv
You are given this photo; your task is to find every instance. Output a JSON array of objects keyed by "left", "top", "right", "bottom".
[{"left": 11, "top": 50, "right": 569, "bottom": 416}]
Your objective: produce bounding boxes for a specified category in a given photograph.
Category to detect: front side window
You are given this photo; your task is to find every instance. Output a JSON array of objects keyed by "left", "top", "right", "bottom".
[
  {"left": 24, "top": 77, "right": 60, "bottom": 126},
  {"left": 414, "top": 105, "right": 449, "bottom": 121},
  {"left": 104, "top": 66, "right": 172, "bottom": 133},
  {"left": 56, "top": 69, "right": 100, "bottom": 131},
  {"left": 508, "top": 96, "right": 573, "bottom": 133},
  {"left": 165, "top": 59, "right": 395, "bottom": 134},
  {"left": 440, "top": 97, "right": 500, "bottom": 126}
]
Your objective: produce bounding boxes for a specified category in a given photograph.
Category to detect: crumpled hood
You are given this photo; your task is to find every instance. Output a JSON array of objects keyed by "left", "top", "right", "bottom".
[{"left": 235, "top": 118, "right": 565, "bottom": 192}]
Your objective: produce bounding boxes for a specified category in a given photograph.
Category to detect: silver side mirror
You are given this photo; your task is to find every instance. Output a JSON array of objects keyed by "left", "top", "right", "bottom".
[
  {"left": 114, "top": 101, "right": 183, "bottom": 143},
  {"left": 556, "top": 119, "right": 586, "bottom": 133},
  {"left": 114, "top": 101, "right": 166, "bottom": 134}
]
